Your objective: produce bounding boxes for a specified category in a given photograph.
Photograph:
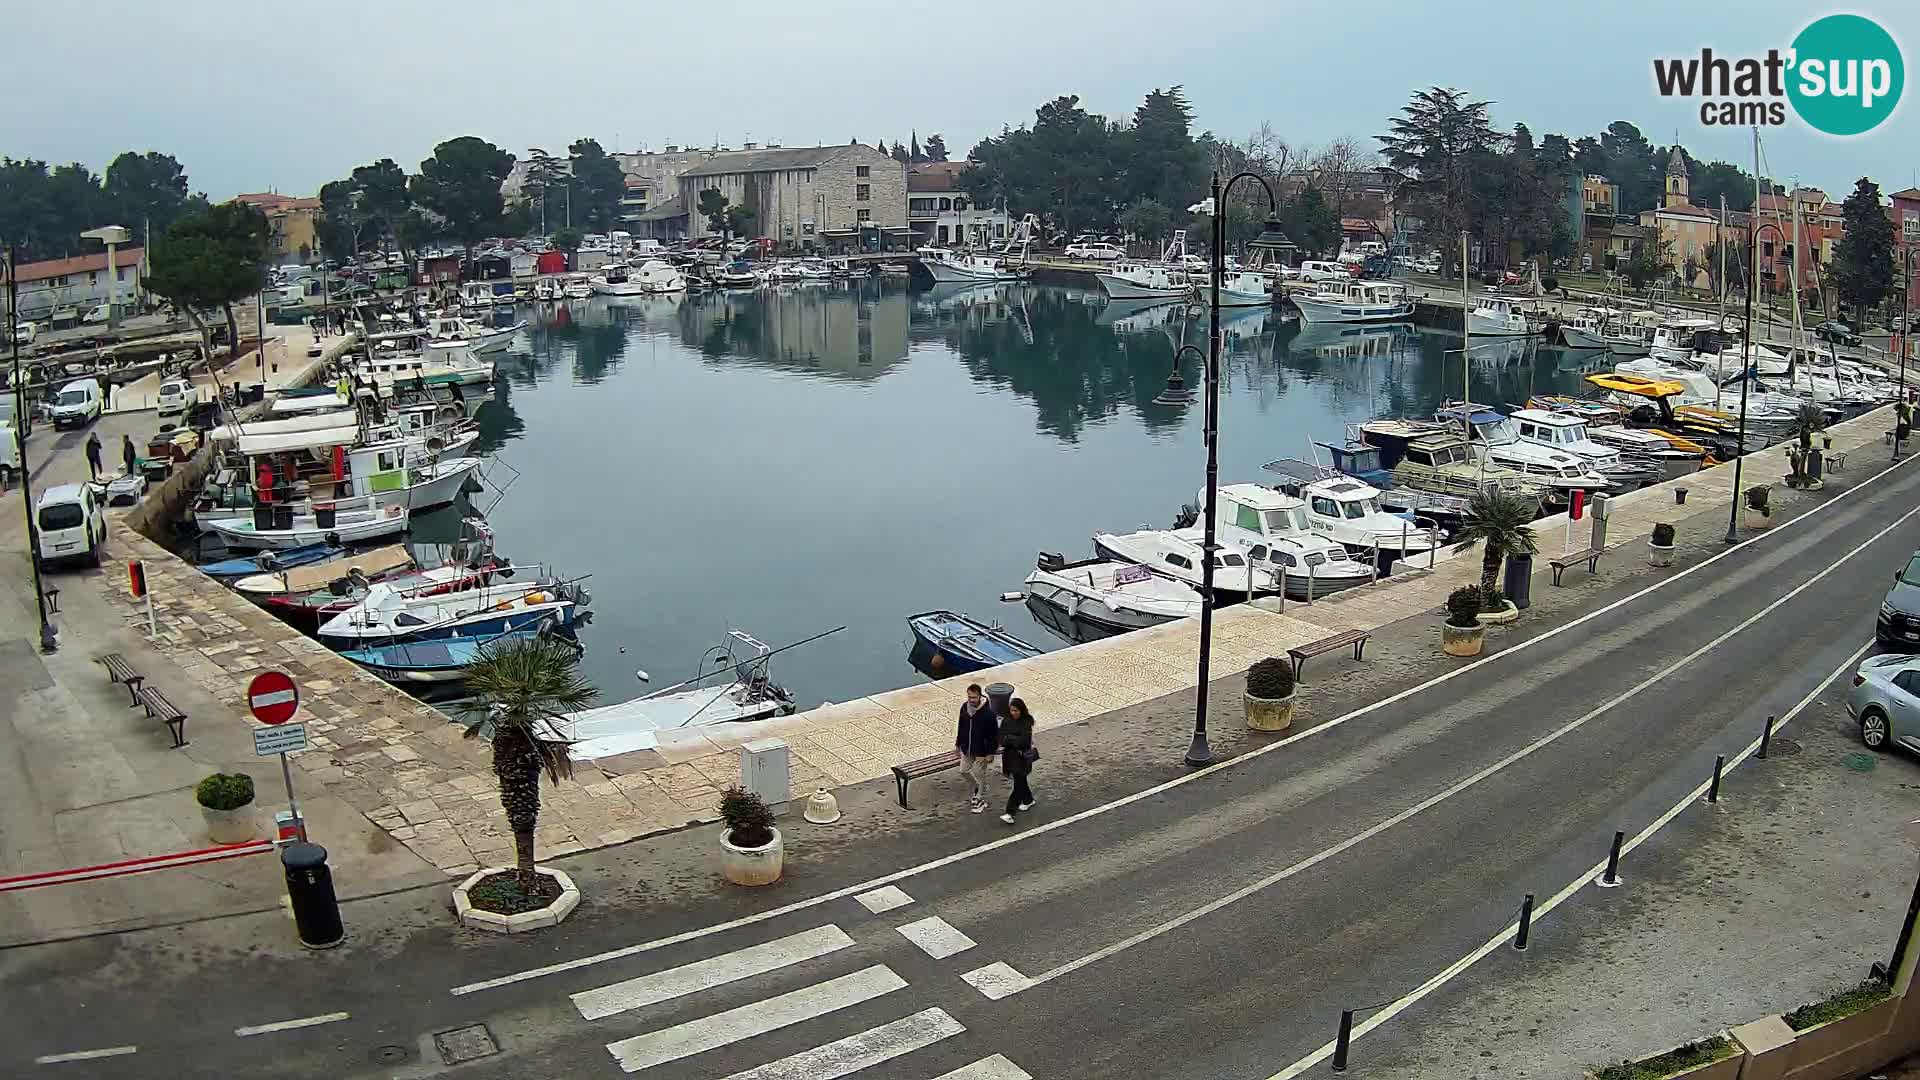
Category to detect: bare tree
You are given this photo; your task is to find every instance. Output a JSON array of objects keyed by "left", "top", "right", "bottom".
[{"left": 1310, "top": 136, "right": 1378, "bottom": 219}]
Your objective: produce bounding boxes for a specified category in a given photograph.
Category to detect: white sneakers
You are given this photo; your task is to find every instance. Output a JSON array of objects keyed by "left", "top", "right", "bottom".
[{"left": 999, "top": 813, "right": 1016, "bottom": 824}]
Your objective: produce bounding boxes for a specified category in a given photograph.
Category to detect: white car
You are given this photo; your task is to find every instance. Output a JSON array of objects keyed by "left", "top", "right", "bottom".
[
  {"left": 36, "top": 482, "right": 107, "bottom": 568},
  {"left": 82, "top": 305, "right": 111, "bottom": 325},
  {"left": 156, "top": 377, "right": 195, "bottom": 417},
  {"left": 11, "top": 321, "right": 38, "bottom": 346},
  {"left": 1065, "top": 242, "right": 1125, "bottom": 262}
]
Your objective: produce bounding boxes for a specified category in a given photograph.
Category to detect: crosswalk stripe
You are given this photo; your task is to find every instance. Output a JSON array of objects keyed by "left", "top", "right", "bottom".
[
  {"left": 715, "top": 1007, "right": 963, "bottom": 1080},
  {"left": 606, "top": 964, "right": 907, "bottom": 1073},
  {"left": 895, "top": 915, "right": 976, "bottom": 959},
  {"left": 932, "top": 1054, "right": 1036, "bottom": 1080},
  {"left": 854, "top": 885, "right": 915, "bottom": 913},
  {"left": 573, "top": 925, "right": 855, "bottom": 1021}
]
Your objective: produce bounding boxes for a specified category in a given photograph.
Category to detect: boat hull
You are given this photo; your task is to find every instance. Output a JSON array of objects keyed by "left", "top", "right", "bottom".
[
  {"left": 1468, "top": 312, "right": 1533, "bottom": 337},
  {"left": 1560, "top": 325, "right": 1607, "bottom": 349},
  {"left": 1095, "top": 274, "right": 1187, "bottom": 300},
  {"left": 321, "top": 602, "right": 575, "bottom": 646},
  {"left": 923, "top": 260, "right": 1022, "bottom": 284},
  {"left": 205, "top": 507, "right": 408, "bottom": 551},
  {"left": 1294, "top": 296, "right": 1417, "bottom": 324},
  {"left": 1021, "top": 581, "right": 1189, "bottom": 634}
]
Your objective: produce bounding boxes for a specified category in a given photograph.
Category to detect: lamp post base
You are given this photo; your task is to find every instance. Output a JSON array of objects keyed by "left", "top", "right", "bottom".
[
  {"left": 39, "top": 622, "right": 58, "bottom": 654},
  {"left": 1183, "top": 731, "right": 1213, "bottom": 768}
]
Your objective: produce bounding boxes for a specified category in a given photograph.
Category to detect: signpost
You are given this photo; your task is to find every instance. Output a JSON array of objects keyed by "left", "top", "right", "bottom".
[
  {"left": 127, "top": 559, "right": 154, "bottom": 638},
  {"left": 248, "top": 672, "right": 307, "bottom": 843}
]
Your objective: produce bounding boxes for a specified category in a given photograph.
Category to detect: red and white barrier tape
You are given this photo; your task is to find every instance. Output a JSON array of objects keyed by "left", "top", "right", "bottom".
[{"left": 0, "top": 840, "right": 275, "bottom": 893}]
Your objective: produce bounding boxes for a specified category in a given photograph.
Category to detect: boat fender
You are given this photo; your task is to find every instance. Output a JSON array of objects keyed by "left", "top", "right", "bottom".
[{"left": 1000, "top": 592, "right": 1025, "bottom": 603}]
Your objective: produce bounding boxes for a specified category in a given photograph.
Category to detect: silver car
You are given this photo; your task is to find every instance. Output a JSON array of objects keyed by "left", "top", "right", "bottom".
[{"left": 1848, "top": 653, "right": 1920, "bottom": 752}]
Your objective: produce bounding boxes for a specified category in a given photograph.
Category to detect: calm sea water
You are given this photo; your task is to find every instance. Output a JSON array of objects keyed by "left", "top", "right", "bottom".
[{"left": 463, "top": 281, "right": 1589, "bottom": 709}]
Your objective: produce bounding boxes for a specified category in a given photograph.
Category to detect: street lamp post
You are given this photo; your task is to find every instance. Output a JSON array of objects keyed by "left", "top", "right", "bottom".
[
  {"left": 1727, "top": 220, "right": 1786, "bottom": 545},
  {"left": 6, "top": 249, "right": 58, "bottom": 652},
  {"left": 1156, "top": 170, "right": 1280, "bottom": 767},
  {"left": 1900, "top": 248, "right": 1918, "bottom": 399}
]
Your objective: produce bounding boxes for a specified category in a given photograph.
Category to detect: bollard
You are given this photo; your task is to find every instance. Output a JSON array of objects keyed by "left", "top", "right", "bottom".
[
  {"left": 1331, "top": 1009, "right": 1354, "bottom": 1072},
  {"left": 1514, "top": 893, "right": 1534, "bottom": 951},
  {"left": 1598, "top": 830, "right": 1625, "bottom": 888},
  {"left": 1708, "top": 755, "right": 1724, "bottom": 803},
  {"left": 281, "top": 842, "right": 344, "bottom": 949},
  {"left": 1758, "top": 713, "right": 1774, "bottom": 760}
]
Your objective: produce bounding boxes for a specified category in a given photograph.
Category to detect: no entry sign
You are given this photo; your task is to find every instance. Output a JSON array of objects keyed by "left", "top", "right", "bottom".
[{"left": 247, "top": 671, "right": 300, "bottom": 725}]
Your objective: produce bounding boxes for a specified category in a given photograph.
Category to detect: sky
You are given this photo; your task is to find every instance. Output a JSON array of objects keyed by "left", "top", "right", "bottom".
[{"left": 4, "top": 1, "right": 1916, "bottom": 201}]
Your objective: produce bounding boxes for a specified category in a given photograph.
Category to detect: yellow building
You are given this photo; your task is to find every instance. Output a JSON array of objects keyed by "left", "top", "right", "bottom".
[
  {"left": 234, "top": 192, "right": 321, "bottom": 264},
  {"left": 1635, "top": 147, "right": 1728, "bottom": 287}
]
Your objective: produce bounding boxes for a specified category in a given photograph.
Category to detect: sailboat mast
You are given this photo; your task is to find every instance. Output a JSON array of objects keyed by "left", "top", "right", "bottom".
[
  {"left": 1460, "top": 230, "right": 1471, "bottom": 436},
  {"left": 1717, "top": 194, "right": 1729, "bottom": 384}
]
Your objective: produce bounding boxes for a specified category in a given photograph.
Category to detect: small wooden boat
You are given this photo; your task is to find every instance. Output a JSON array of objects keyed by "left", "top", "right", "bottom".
[
  {"left": 200, "top": 541, "right": 340, "bottom": 579},
  {"left": 339, "top": 625, "right": 562, "bottom": 685},
  {"left": 906, "top": 609, "right": 1041, "bottom": 675}
]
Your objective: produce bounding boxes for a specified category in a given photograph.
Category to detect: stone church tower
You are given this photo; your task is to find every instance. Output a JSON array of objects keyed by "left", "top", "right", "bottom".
[{"left": 1664, "top": 145, "right": 1690, "bottom": 208}]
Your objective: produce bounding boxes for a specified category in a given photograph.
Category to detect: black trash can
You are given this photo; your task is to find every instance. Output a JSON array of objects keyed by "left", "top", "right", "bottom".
[
  {"left": 252, "top": 504, "right": 274, "bottom": 531},
  {"left": 281, "top": 842, "right": 344, "bottom": 949},
  {"left": 1806, "top": 449, "right": 1824, "bottom": 484},
  {"left": 984, "top": 681, "right": 1015, "bottom": 717},
  {"left": 273, "top": 504, "right": 295, "bottom": 531},
  {"left": 313, "top": 504, "right": 336, "bottom": 530},
  {"left": 1504, "top": 552, "right": 1534, "bottom": 611}
]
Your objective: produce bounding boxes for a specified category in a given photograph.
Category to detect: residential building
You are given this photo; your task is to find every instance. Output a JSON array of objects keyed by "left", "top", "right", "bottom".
[
  {"left": 1635, "top": 148, "right": 1732, "bottom": 287},
  {"left": 234, "top": 192, "right": 321, "bottom": 263},
  {"left": 1578, "top": 175, "right": 1618, "bottom": 269},
  {"left": 675, "top": 144, "right": 909, "bottom": 251},
  {"left": 0, "top": 247, "right": 147, "bottom": 321},
  {"left": 1607, "top": 223, "right": 1653, "bottom": 268},
  {"left": 1890, "top": 187, "right": 1920, "bottom": 312},
  {"left": 907, "top": 162, "right": 1011, "bottom": 248},
  {"left": 1751, "top": 186, "right": 1845, "bottom": 297}
]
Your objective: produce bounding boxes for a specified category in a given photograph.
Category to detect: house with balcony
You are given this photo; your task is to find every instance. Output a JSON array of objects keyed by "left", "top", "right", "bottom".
[
  {"left": 1891, "top": 187, "right": 1920, "bottom": 314},
  {"left": 234, "top": 192, "right": 320, "bottom": 264},
  {"left": 907, "top": 162, "right": 1011, "bottom": 248}
]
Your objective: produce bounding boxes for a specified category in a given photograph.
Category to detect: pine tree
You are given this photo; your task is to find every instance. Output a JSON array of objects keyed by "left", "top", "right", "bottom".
[
  {"left": 910, "top": 131, "right": 925, "bottom": 164},
  {"left": 1832, "top": 177, "right": 1896, "bottom": 318}
]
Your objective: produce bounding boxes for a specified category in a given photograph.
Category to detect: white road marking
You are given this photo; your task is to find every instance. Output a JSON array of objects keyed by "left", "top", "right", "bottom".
[
  {"left": 855, "top": 885, "right": 915, "bottom": 914},
  {"left": 715, "top": 1007, "right": 964, "bottom": 1080},
  {"left": 960, "top": 962, "right": 1033, "bottom": 1000},
  {"left": 605, "top": 964, "right": 906, "bottom": 1073},
  {"left": 896, "top": 915, "right": 977, "bottom": 959},
  {"left": 573, "top": 925, "right": 854, "bottom": 1021},
  {"left": 233, "top": 1011, "right": 350, "bottom": 1037},
  {"left": 933, "top": 1054, "right": 1037, "bottom": 1080},
  {"left": 35, "top": 1046, "right": 138, "bottom": 1064},
  {"left": 449, "top": 445, "right": 1915, "bottom": 997},
  {"left": 1264, "top": 638, "right": 1876, "bottom": 1079},
  {"left": 987, "top": 502, "right": 1920, "bottom": 997}
]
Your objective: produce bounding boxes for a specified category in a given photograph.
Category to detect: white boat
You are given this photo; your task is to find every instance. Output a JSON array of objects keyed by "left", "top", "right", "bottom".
[
  {"left": 271, "top": 392, "right": 350, "bottom": 415},
  {"left": 194, "top": 439, "right": 481, "bottom": 527},
  {"left": 1437, "top": 405, "right": 1610, "bottom": 493},
  {"left": 1467, "top": 294, "right": 1533, "bottom": 337},
  {"left": 562, "top": 277, "right": 594, "bottom": 300},
  {"left": 1603, "top": 310, "right": 1659, "bottom": 355},
  {"left": 357, "top": 339, "right": 495, "bottom": 387},
  {"left": 427, "top": 314, "right": 522, "bottom": 355},
  {"left": 549, "top": 631, "right": 797, "bottom": 760},
  {"left": 316, "top": 576, "right": 585, "bottom": 645},
  {"left": 534, "top": 279, "right": 561, "bottom": 303},
  {"left": 1293, "top": 280, "right": 1415, "bottom": 324},
  {"left": 460, "top": 282, "right": 494, "bottom": 309},
  {"left": 1584, "top": 424, "right": 1706, "bottom": 481},
  {"left": 1559, "top": 309, "right": 1609, "bottom": 350},
  {"left": 231, "top": 544, "right": 415, "bottom": 598},
  {"left": 1091, "top": 527, "right": 1266, "bottom": 601},
  {"left": 921, "top": 248, "right": 1026, "bottom": 284},
  {"left": 1650, "top": 318, "right": 1719, "bottom": 364},
  {"left": 632, "top": 259, "right": 688, "bottom": 293},
  {"left": 206, "top": 502, "right": 410, "bottom": 551},
  {"left": 1206, "top": 484, "right": 1375, "bottom": 599},
  {"left": 1261, "top": 459, "right": 1442, "bottom": 560},
  {"left": 1507, "top": 408, "right": 1653, "bottom": 488},
  {"left": 1095, "top": 231, "right": 1195, "bottom": 299},
  {"left": 591, "top": 264, "right": 647, "bottom": 296},
  {"left": 1024, "top": 554, "right": 1204, "bottom": 634}
]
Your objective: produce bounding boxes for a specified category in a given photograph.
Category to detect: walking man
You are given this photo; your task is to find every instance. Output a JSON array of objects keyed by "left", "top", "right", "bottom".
[
  {"left": 121, "top": 434, "right": 138, "bottom": 477},
  {"left": 955, "top": 683, "right": 999, "bottom": 813},
  {"left": 84, "top": 431, "right": 102, "bottom": 479},
  {"left": 1897, "top": 392, "right": 1913, "bottom": 461}
]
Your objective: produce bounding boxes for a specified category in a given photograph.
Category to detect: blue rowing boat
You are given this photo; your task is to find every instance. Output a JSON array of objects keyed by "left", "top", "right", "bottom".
[
  {"left": 906, "top": 609, "right": 1041, "bottom": 676},
  {"left": 199, "top": 542, "right": 341, "bottom": 579},
  {"left": 339, "top": 627, "right": 557, "bottom": 685}
]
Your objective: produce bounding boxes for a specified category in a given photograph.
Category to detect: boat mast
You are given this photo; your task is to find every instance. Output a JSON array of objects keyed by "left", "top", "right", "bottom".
[
  {"left": 1787, "top": 175, "right": 1806, "bottom": 389},
  {"left": 1460, "top": 230, "right": 1471, "bottom": 438},
  {"left": 1717, "top": 194, "right": 1729, "bottom": 385}
]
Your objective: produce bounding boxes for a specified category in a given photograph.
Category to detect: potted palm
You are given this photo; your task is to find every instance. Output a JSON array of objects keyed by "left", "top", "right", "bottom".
[
  {"left": 1442, "top": 586, "right": 1486, "bottom": 656},
  {"left": 453, "top": 637, "right": 595, "bottom": 932},
  {"left": 196, "top": 772, "right": 257, "bottom": 844},
  {"left": 1648, "top": 522, "right": 1676, "bottom": 567},
  {"left": 720, "top": 787, "right": 783, "bottom": 886},
  {"left": 1244, "top": 657, "right": 1297, "bottom": 732},
  {"left": 1743, "top": 484, "right": 1773, "bottom": 529},
  {"left": 1452, "top": 489, "right": 1537, "bottom": 624}
]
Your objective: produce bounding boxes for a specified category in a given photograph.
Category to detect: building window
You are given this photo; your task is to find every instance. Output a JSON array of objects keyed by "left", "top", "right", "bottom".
[
  {"left": 802, "top": 221, "right": 815, "bottom": 236},
  {"left": 856, "top": 184, "right": 870, "bottom": 201},
  {"left": 938, "top": 198, "right": 951, "bottom": 212},
  {"left": 1761, "top": 240, "right": 1773, "bottom": 258},
  {"left": 856, "top": 165, "right": 870, "bottom": 178},
  {"left": 89, "top": 271, "right": 100, "bottom": 284},
  {"left": 857, "top": 209, "right": 872, "bottom": 223},
  {"left": 1906, "top": 212, "right": 1920, "bottom": 240}
]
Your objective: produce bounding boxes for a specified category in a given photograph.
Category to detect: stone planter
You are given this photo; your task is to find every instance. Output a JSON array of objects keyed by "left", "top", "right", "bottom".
[
  {"left": 453, "top": 866, "right": 581, "bottom": 933},
  {"left": 721, "top": 826, "right": 784, "bottom": 886},
  {"left": 1648, "top": 541, "right": 1675, "bottom": 567},
  {"left": 1585, "top": 1035, "right": 1741, "bottom": 1080},
  {"left": 1244, "top": 690, "right": 1296, "bottom": 732},
  {"left": 1784, "top": 995, "right": 1899, "bottom": 1071},
  {"left": 201, "top": 803, "right": 257, "bottom": 844},
  {"left": 1441, "top": 622, "right": 1485, "bottom": 656},
  {"left": 1743, "top": 507, "right": 1774, "bottom": 530},
  {"left": 1477, "top": 601, "right": 1519, "bottom": 626}
]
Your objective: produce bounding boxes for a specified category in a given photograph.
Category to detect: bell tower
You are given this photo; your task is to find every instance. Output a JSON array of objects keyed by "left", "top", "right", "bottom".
[{"left": 1664, "top": 145, "right": 1690, "bottom": 208}]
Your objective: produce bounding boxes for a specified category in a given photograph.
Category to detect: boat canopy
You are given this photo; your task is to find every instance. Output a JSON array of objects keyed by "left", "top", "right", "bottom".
[
  {"left": 273, "top": 392, "right": 350, "bottom": 414},
  {"left": 231, "top": 424, "right": 361, "bottom": 455},
  {"left": 210, "top": 412, "right": 355, "bottom": 441},
  {"left": 1585, "top": 373, "right": 1688, "bottom": 399}
]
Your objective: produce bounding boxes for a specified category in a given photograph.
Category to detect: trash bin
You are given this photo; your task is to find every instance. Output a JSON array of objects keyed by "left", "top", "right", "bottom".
[
  {"left": 984, "top": 681, "right": 1015, "bottom": 717},
  {"left": 273, "top": 504, "right": 295, "bottom": 531},
  {"left": 1504, "top": 552, "right": 1534, "bottom": 610},
  {"left": 281, "top": 842, "right": 343, "bottom": 949},
  {"left": 1807, "top": 449, "right": 1824, "bottom": 484},
  {"left": 252, "top": 504, "right": 274, "bottom": 531},
  {"left": 313, "top": 503, "right": 336, "bottom": 530}
]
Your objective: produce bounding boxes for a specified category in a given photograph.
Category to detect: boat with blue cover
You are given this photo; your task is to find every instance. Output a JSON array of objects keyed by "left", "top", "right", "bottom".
[
  {"left": 199, "top": 542, "right": 341, "bottom": 579},
  {"left": 339, "top": 625, "right": 568, "bottom": 685},
  {"left": 906, "top": 609, "right": 1041, "bottom": 676}
]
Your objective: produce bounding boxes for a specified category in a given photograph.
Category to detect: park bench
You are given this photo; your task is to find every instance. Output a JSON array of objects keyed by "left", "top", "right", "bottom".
[
  {"left": 134, "top": 686, "right": 189, "bottom": 748},
  {"left": 1549, "top": 548, "right": 1602, "bottom": 586},
  {"left": 891, "top": 749, "right": 963, "bottom": 808},
  {"left": 1287, "top": 629, "right": 1372, "bottom": 681},
  {"left": 1826, "top": 450, "right": 1848, "bottom": 471},
  {"left": 99, "top": 653, "right": 144, "bottom": 705}
]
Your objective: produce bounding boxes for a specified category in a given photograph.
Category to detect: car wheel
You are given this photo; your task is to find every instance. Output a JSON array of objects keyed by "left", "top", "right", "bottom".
[{"left": 1861, "top": 708, "right": 1890, "bottom": 750}]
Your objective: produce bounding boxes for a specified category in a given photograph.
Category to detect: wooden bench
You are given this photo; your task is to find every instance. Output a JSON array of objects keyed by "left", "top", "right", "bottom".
[
  {"left": 99, "top": 653, "right": 144, "bottom": 705},
  {"left": 1826, "top": 450, "right": 1848, "bottom": 471},
  {"left": 891, "top": 749, "right": 963, "bottom": 808},
  {"left": 1288, "top": 629, "right": 1372, "bottom": 680},
  {"left": 1549, "top": 548, "right": 1602, "bottom": 586},
  {"left": 134, "top": 686, "right": 189, "bottom": 748}
]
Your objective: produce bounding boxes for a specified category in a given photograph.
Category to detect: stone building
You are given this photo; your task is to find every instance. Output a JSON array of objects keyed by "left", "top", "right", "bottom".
[{"left": 675, "top": 144, "right": 908, "bottom": 250}]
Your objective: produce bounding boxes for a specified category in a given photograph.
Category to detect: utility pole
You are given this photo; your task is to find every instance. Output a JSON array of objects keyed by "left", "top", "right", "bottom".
[{"left": 8, "top": 249, "right": 58, "bottom": 652}]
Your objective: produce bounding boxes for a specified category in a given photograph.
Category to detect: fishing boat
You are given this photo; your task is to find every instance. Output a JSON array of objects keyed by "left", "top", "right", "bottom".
[
  {"left": 906, "top": 610, "right": 1041, "bottom": 675},
  {"left": 426, "top": 314, "right": 523, "bottom": 355},
  {"left": 1603, "top": 310, "right": 1660, "bottom": 355},
  {"left": 1467, "top": 294, "right": 1534, "bottom": 337},
  {"left": 1095, "top": 232, "right": 1195, "bottom": 299},
  {"left": 340, "top": 625, "right": 564, "bottom": 686},
  {"left": 1506, "top": 408, "right": 1657, "bottom": 489},
  {"left": 1315, "top": 435, "right": 1477, "bottom": 528},
  {"left": 1023, "top": 554, "right": 1204, "bottom": 635},
  {"left": 1261, "top": 459, "right": 1444, "bottom": 561},
  {"left": 1359, "top": 422, "right": 1551, "bottom": 504},
  {"left": 1203, "top": 485, "right": 1375, "bottom": 599},
  {"left": 1649, "top": 318, "right": 1720, "bottom": 364},
  {"left": 1559, "top": 309, "right": 1610, "bottom": 350},
  {"left": 590, "top": 264, "right": 647, "bottom": 296},
  {"left": 1292, "top": 280, "right": 1415, "bottom": 324},
  {"left": 1092, "top": 528, "right": 1268, "bottom": 602},
  {"left": 205, "top": 502, "right": 410, "bottom": 551},
  {"left": 1435, "top": 405, "right": 1611, "bottom": 494},
  {"left": 192, "top": 435, "right": 482, "bottom": 528},
  {"left": 563, "top": 276, "right": 595, "bottom": 300},
  {"left": 533, "top": 279, "right": 561, "bottom": 303},
  {"left": 316, "top": 576, "right": 588, "bottom": 645},
  {"left": 199, "top": 541, "right": 341, "bottom": 579},
  {"left": 920, "top": 247, "right": 1028, "bottom": 284}
]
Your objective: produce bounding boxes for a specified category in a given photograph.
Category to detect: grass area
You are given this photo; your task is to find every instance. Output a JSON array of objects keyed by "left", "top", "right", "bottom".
[
  {"left": 1591, "top": 1036, "right": 1736, "bottom": 1080},
  {"left": 465, "top": 869, "right": 562, "bottom": 915},
  {"left": 1783, "top": 978, "right": 1892, "bottom": 1031}
]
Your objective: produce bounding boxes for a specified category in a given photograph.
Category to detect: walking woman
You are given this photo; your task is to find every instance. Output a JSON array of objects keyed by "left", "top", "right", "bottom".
[{"left": 998, "top": 697, "right": 1037, "bottom": 824}]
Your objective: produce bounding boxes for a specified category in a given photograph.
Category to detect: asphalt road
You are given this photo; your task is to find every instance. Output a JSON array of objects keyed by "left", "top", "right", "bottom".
[{"left": 5, "top": 454, "right": 1919, "bottom": 1080}]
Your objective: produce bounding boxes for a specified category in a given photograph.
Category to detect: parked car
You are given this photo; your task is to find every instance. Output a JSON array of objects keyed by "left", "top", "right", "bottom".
[
  {"left": 1298, "top": 260, "right": 1349, "bottom": 283},
  {"left": 1849, "top": 652, "right": 1920, "bottom": 752},
  {"left": 82, "top": 305, "right": 111, "bottom": 325},
  {"left": 156, "top": 377, "right": 195, "bottom": 417},
  {"left": 47, "top": 379, "right": 102, "bottom": 430},
  {"left": 35, "top": 481, "right": 107, "bottom": 568},
  {"left": 1064, "top": 241, "right": 1125, "bottom": 261},
  {"left": 1814, "top": 320, "right": 1862, "bottom": 346},
  {"left": 1880, "top": 551, "right": 1920, "bottom": 648},
  {"left": 10, "top": 321, "right": 38, "bottom": 346}
]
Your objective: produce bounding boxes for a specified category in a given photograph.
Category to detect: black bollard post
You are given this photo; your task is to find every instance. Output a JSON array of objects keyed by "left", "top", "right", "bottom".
[
  {"left": 1599, "top": 830, "right": 1625, "bottom": 888},
  {"left": 1758, "top": 713, "right": 1774, "bottom": 760},
  {"left": 281, "top": 842, "right": 344, "bottom": 949},
  {"left": 1331, "top": 1009, "right": 1354, "bottom": 1073},
  {"left": 1514, "top": 893, "right": 1534, "bottom": 951},
  {"left": 1708, "top": 755, "right": 1724, "bottom": 803}
]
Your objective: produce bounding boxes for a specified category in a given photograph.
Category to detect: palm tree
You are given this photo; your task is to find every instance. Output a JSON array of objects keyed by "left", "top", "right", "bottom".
[
  {"left": 462, "top": 637, "right": 597, "bottom": 876},
  {"left": 1452, "top": 489, "right": 1541, "bottom": 595}
]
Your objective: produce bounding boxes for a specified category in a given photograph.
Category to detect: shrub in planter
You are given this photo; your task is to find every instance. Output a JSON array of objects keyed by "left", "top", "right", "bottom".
[
  {"left": 1782, "top": 978, "right": 1891, "bottom": 1030},
  {"left": 1446, "top": 587, "right": 1483, "bottom": 627},
  {"left": 1744, "top": 484, "right": 1773, "bottom": 528},
  {"left": 1442, "top": 587, "right": 1487, "bottom": 656},
  {"left": 1244, "top": 657, "right": 1298, "bottom": 732},
  {"left": 196, "top": 772, "right": 257, "bottom": 844},
  {"left": 1476, "top": 585, "right": 1518, "bottom": 625},
  {"left": 719, "top": 786, "right": 783, "bottom": 886},
  {"left": 1649, "top": 522, "right": 1677, "bottom": 567},
  {"left": 1591, "top": 1034, "right": 1737, "bottom": 1080}
]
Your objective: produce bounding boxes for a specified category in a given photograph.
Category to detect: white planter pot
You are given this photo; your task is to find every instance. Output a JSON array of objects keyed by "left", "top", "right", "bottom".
[
  {"left": 721, "top": 826, "right": 784, "bottom": 886},
  {"left": 1647, "top": 541, "right": 1675, "bottom": 567},
  {"left": 452, "top": 866, "right": 582, "bottom": 933},
  {"left": 201, "top": 803, "right": 257, "bottom": 844},
  {"left": 1244, "top": 690, "right": 1296, "bottom": 732},
  {"left": 1743, "top": 506, "right": 1773, "bottom": 530},
  {"left": 1477, "top": 601, "right": 1519, "bottom": 626}
]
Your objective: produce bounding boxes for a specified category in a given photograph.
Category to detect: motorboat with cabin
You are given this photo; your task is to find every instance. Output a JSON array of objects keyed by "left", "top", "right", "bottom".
[
  {"left": 533, "top": 279, "right": 561, "bottom": 303},
  {"left": 1430, "top": 407, "right": 1609, "bottom": 496},
  {"left": 920, "top": 215, "right": 1037, "bottom": 283},
  {"left": 316, "top": 574, "right": 588, "bottom": 646},
  {"left": 1292, "top": 280, "right": 1415, "bottom": 324},
  {"left": 1558, "top": 309, "right": 1610, "bottom": 350},
  {"left": 1095, "top": 232, "right": 1196, "bottom": 299},
  {"left": 1467, "top": 294, "right": 1533, "bottom": 337},
  {"left": 1506, "top": 408, "right": 1654, "bottom": 489},
  {"left": 427, "top": 314, "right": 522, "bottom": 355},
  {"left": 590, "top": 264, "right": 647, "bottom": 296},
  {"left": 1359, "top": 422, "right": 1552, "bottom": 505},
  {"left": 1602, "top": 309, "right": 1660, "bottom": 355},
  {"left": 1261, "top": 459, "right": 1443, "bottom": 562},
  {"left": 1092, "top": 527, "right": 1267, "bottom": 602},
  {"left": 1024, "top": 553, "right": 1204, "bottom": 635},
  {"left": 358, "top": 337, "right": 496, "bottom": 388},
  {"left": 563, "top": 276, "right": 595, "bottom": 300},
  {"left": 1203, "top": 484, "right": 1375, "bottom": 599}
]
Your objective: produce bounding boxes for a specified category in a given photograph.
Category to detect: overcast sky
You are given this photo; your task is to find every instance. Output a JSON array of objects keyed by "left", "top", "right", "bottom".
[{"left": 3, "top": 1, "right": 1913, "bottom": 200}]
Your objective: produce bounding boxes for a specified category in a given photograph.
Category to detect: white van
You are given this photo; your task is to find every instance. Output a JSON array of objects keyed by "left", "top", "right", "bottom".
[
  {"left": 156, "top": 377, "right": 195, "bottom": 417},
  {"left": 1299, "top": 260, "right": 1352, "bottom": 283},
  {"left": 48, "top": 379, "right": 102, "bottom": 429},
  {"left": 11, "top": 321, "right": 38, "bottom": 346},
  {"left": 0, "top": 419, "right": 18, "bottom": 483},
  {"left": 37, "top": 482, "right": 107, "bottom": 568}
]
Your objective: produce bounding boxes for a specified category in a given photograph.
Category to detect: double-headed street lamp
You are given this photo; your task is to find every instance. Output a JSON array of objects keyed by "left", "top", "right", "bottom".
[
  {"left": 1155, "top": 170, "right": 1284, "bottom": 766},
  {"left": 1726, "top": 220, "right": 1787, "bottom": 545}
]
